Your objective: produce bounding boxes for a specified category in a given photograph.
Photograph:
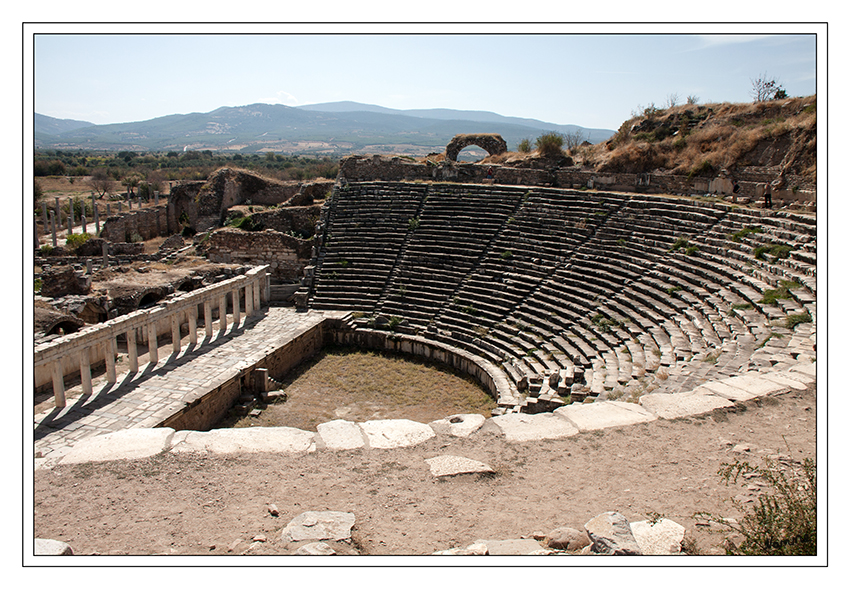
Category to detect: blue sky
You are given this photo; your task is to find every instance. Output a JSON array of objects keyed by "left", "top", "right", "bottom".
[{"left": 31, "top": 25, "right": 820, "bottom": 132}]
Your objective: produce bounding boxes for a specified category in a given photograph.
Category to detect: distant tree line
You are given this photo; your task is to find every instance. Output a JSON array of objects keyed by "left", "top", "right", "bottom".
[{"left": 33, "top": 149, "right": 340, "bottom": 190}]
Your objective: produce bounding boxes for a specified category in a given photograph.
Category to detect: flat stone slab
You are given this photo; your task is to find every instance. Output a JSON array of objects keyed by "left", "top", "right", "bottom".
[
  {"left": 555, "top": 400, "right": 656, "bottom": 432},
  {"left": 789, "top": 360, "right": 816, "bottom": 377},
  {"left": 473, "top": 538, "right": 547, "bottom": 555},
  {"left": 360, "top": 419, "right": 436, "bottom": 449},
  {"left": 487, "top": 413, "right": 578, "bottom": 442},
  {"left": 639, "top": 391, "right": 734, "bottom": 420},
  {"left": 759, "top": 371, "right": 810, "bottom": 390},
  {"left": 428, "top": 413, "right": 486, "bottom": 437},
  {"left": 34, "top": 538, "right": 74, "bottom": 555},
  {"left": 425, "top": 455, "right": 495, "bottom": 477},
  {"left": 281, "top": 511, "right": 355, "bottom": 543},
  {"left": 60, "top": 428, "right": 176, "bottom": 465},
  {"left": 630, "top": 518, "right": 686, "bottom": 555},
  {"left": 316, "top": 419, "right": 365, "bottom": 451},
  {"left": 170, "top": 427, "right": 316, "bottom": 455},
  {"left": 720, "top": 372, "right": 790, "bottom": 397},
  {"left": 697, "top": 381, "right": 758, "bottom": 402}
]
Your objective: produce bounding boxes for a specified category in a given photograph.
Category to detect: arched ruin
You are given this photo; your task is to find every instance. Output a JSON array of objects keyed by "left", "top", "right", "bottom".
[{"left": 445, "top": 133, "right": 508, "bottom": 162}]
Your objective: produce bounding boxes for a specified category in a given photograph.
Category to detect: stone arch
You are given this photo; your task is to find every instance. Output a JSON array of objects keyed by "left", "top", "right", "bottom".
[{"left": 445, "top": 134, "right": 508, "bottom": 162}]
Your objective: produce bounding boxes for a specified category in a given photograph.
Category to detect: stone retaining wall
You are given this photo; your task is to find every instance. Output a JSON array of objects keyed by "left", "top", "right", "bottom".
[
  {"left": 338, "top": 155, "right": 815, "bottom": 205},
  {"left": 100, "top": 206, "right": 170, "bottom": 242},
  {"left": 159, "top": 318, "right": 329, "bottom": 431},
  {"left": 205, "top": 228, "right": 313, "bottom": 282}
]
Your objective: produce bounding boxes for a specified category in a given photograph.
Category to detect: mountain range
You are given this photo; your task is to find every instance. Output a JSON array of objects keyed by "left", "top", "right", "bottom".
[{"left": 34, "top": 102, "right": 615, "bottom": 156}]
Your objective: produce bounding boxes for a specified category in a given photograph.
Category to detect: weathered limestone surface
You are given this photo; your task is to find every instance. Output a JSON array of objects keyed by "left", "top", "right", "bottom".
[
  {"left": 584, "top": 512, "right": 642, "bottom": 555},
  {"left": 428, "top": 413, "right": 486, "bottom": 438},
  {"left": 472, "top": 538, "right": 549, "bottom": 555},
  {"left": 555, "top": 400, "right": 656, "bottom": 432},
  {"left": 630, "top": 518, "right": 686, "bottom": 555},
  {"left": 316, "top": 419, "right": 366, "bottom": 451},
  {"left": 486, "top": 412, "right": 579, "bottom": 442},
  {"left": 60, "top": 428, "right": 176, "bottom": 464},
  {"left": 170, "top": 427, "right": 316, "bottom": 455},
  {"left": 425, "top": 455, "right": 494, "bottom": 477},
  {"left": 639, "top": 391, "right": 734, "bottom": 420},
  {"left": 360, "top": 419, "right": 436, "bottom": 449},
  {"left": 34, "top": 538, "right": 74, "bottom": 555},
  {"left": 281, "top": 511, "right": 355, "bottom": 543},
  {"left": 545, "top": 527, "right": 592, "bottom": 551}
]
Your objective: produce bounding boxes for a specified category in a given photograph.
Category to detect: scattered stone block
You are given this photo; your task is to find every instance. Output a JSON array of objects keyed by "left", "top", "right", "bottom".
[
  {"left": 281, "top": 511, "right": 355, "bottom": 543},
  {"left": 584, "top": 512, "right": 642, "bottom": 555},
  {"left": 170, "top": 427, "right": 316, "bottom": 455},
  {"left": 545, "top": 526, "right": 591, "bottom": 551},
  {"left": 630, "top": 518, "right": 686, "bottom": 555},
  {"left": 697, "top": 381, "right": 758, "bottom": 402},
  {"left": 360, "top": 419, "right": 436, "bottom": 449},
  {"left": 472, "top": 538, "right": 546, "bottom": 555},
  {"left": 555, "top": 400, "right": 656, "bottom": 432},
  {"left": 639, "top": 391, "right": 734, "bottom": 420},
  {"left": 34, "top": 538, "right": 73, "bottom": 555},
  {"left": 60, "top": 428, "right": 176, "bottom": 464},
  {"left": 425, "top": 455, "right": 495, "bottom": 478},
  {"left": 317, "top": 419, "right": 366, "bottom": 451},
  {"left": 432, "top": 542, "right": 489, "bottom": 555},
  {"left": 487, "top": 412, "right": 578, "bottom": 442},
  {"left": 428, "top": 413, "right": 486, "bottom": 437},
  {"left": 720, "top": 372, "right": 790, "bottom": 397},
  {"left": 295, "top": 542, "right": 337, "bottom": 555}
]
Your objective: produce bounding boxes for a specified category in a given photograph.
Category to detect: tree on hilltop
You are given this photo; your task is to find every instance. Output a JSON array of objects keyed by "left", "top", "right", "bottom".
[{"left": 751, "top": 73, "right": 787, "bottom": 102}]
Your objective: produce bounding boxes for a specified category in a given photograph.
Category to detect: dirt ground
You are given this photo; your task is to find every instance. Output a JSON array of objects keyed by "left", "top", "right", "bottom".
[{"left": 32, "top": 383, "right": 817, "bottom": 559}]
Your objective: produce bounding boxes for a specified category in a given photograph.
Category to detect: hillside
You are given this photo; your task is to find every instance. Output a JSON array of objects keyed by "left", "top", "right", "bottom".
[
  {"left": 579, "top": 95, "right": 817, "bottom": 189},
  {"left": 34, "top": 104, "right": 615, "bottom": 156}
]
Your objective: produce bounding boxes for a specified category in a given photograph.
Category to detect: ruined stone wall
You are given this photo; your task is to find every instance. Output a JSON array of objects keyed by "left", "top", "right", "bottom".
[
  {"left": 167, "top": 181, "right": 205, "bottom": 234},
  {"left": 249, "top": 204, "right": 322, "bottom": 236},
  {"left": 99, "top": 206, "right": 169, "bottom": 242},
  {"left": 338, "top": 155, "right": 815, "bottom": 205},
  {"left": 205, "top": 228, "right": 313, "bottom": 282}
]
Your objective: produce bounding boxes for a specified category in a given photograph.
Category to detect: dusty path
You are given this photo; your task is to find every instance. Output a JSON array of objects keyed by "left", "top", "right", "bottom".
[{"left": 33, "top": 384, "right": 816, "bottom": 558}]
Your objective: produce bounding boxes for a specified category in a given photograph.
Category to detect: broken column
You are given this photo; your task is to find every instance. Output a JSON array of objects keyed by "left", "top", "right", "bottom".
[{"left": 50, "top": 210, "right": 57, "bottom": 247}]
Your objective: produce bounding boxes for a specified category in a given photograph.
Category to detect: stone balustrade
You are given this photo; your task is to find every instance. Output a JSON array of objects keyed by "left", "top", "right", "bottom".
[{"left": 34, "top": 265, "right": 270, "bottom": 408}]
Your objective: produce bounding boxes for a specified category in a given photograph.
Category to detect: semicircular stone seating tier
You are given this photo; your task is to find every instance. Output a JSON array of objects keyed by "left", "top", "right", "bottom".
[{"left": 306, "top": 181, "right": 816, "bottom": 412}]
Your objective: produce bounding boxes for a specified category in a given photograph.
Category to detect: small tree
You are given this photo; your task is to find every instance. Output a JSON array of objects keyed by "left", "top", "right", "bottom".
[
  {"left": 517, "top": 138, "right": 532, "bottom": 153},
  {"left": 666, "top": 93, "right": 680, "bottom": 108},
  {"left": 89, "top": 168, "right": 114, "bottom": 198},
  {"left": 751, "top": 73, "right": 787, "bottom": 102}
]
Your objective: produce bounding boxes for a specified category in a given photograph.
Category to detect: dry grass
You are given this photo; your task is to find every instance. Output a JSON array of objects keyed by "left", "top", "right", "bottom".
[
  {"left": 587, "top": 95, "right": 816, "bottom": 183},
  {"left": 219, "top": 347, "right": 497, "bottom": 431}
]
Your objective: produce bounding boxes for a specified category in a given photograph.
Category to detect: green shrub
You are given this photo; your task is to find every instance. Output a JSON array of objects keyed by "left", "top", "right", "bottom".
[
  {"left": 785, "top": 311, "right": 812, "bottom": 329},
  {"left": 39, "top": 244, "right": 54, "bottom": 256},
  {"left": 228, "top": 216, "right": 254, "bottom": 231},
  {"left": 729, "top": 226, "right": 764, "bottom": 242},
  {"left": 500, "top": 250, "right": 513, "bottom": 260},
  {"left": 517, "top": 138, "right": 532, "bottom": 153},
  {"left": 695, "top": 457, "right": 816, "bottom": 555},
  {"left": 535, "top": 132, "right": 565, "bottom": 157},
  {"left": 759, "top": 281, "right": 800, "bottom": 305},
  {"left": 669, "top": 236, "right": 690, "bottom": 252},
  {"left": 753, "top": 242, "right": 793, "bottom": 262},
  {"left": 64, "top": 232, "right": 92, "bottom": 251},
  {"left": 34, "top": 277, "right": 42, "bottom": 293},
  {"left": 408, "top": 217, "right": 420, "bottom": 231}
]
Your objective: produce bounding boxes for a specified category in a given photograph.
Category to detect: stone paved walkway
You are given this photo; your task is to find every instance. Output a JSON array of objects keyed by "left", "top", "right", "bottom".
[{"left": 33, "top": 307, "right": 345, "bottom": 468}]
